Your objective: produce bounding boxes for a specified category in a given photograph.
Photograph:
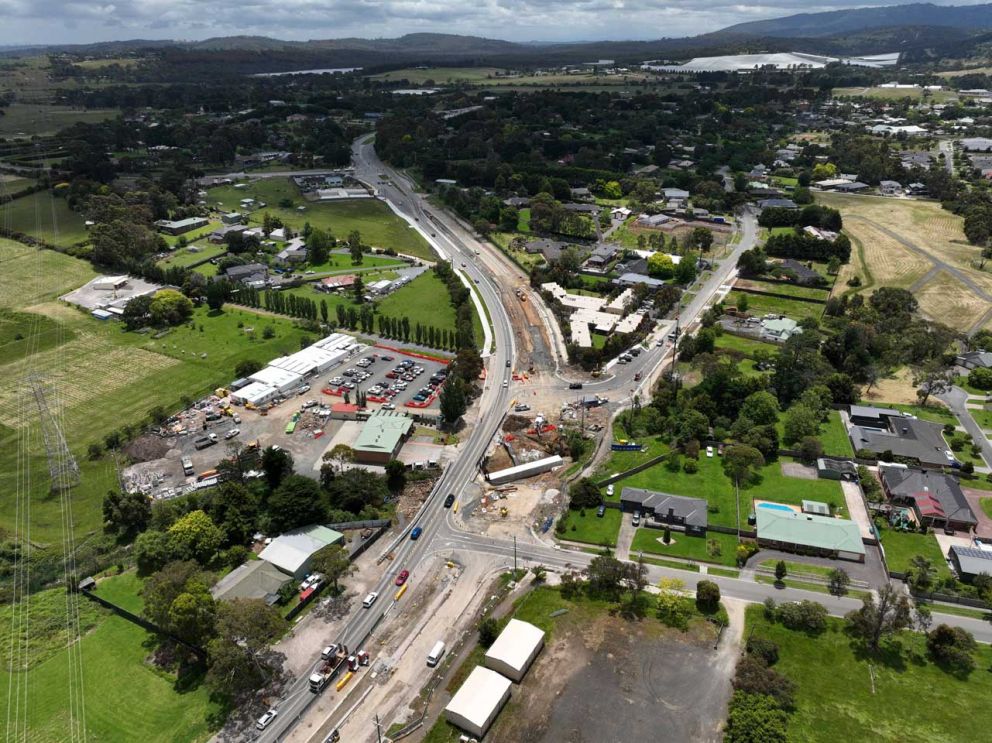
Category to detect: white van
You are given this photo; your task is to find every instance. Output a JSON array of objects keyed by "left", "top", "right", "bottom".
[
  {"left": 427, "top": 640, "right": 446, "bottom": 667},
  {"left": 362, "top": 591, "right": 379, "bottom": 609}
]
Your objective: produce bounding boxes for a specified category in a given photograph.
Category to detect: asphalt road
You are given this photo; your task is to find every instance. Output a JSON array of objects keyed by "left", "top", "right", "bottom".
[{"left": 254, "top": 142, "right": 990, "bottom": 742}]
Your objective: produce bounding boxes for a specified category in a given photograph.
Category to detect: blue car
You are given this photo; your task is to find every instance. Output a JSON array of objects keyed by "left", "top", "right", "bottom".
[{"left": 410, "top": 526, "right": 423, "bottom": 540}]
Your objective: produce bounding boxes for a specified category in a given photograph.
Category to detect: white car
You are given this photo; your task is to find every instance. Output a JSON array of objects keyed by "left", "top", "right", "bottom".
[
  {"left": 382, "top": 403, "right": 396, "bottom": 410},
  {"left": 256, "top": 709, "right": 278, "bottom": 730},
  {"left": 706, "top": 446, "right": 714, "bottom": 458},
  {"left": 232, "top": 414, "right": 241, "bottom": 424},
  {"left": 606, "top": 484, "right": 614, "bottom": 496},
  {"left": 224, "top": 428, "right": 240, "bottom": 439},
  {"left": 502, "top": 380, "right": 509, "bottom": 388}
]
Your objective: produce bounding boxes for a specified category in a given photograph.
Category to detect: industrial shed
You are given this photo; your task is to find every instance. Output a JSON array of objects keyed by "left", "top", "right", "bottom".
[
  {"left": 484, "top": 618, "right": 545, "bottom": 682},
  {"left": 269, "top": 345, "right": 348, "bottom": 377},
  {"left": 258, "top": 524, "right": 344, "bottom": 579},
  {"left": 248, "top": 365, "right": 304, "bottom": 394},
  {"left": 444, "top": 666, "right": 512, "bottom": 738},
  {"left": 230, "top": 381, "right": 280, "bottom": 406}
]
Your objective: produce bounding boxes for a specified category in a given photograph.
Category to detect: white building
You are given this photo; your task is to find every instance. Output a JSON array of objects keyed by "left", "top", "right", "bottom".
[
  {"left": 248, "top": 365, "right": 304, "bottom": 394},
  {"left": 444, "top": 666, "right": 512, "bottom": 738},
  {"left": 269, "top": 345, "right": 348, "bottom": 378},
  {"left": 230, "top": 381, "right": 281, "bottom": 406},
  {"left": 484, "top": 619, "right": 545, "bottom": 682}
]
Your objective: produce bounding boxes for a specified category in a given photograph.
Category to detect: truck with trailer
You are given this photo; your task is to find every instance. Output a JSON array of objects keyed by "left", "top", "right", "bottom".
[{"left": 309, "top": 643, "right": 349, "bottom": 693}]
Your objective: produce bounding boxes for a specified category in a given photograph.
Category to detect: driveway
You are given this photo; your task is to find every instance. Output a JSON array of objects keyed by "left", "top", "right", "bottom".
[
  {"left": 615, "top": 512, "right": 636, "bottom": 560},
  {"left": 938, "top": 385, "right": 992, "bottom": 473},
  {"left": 961, "top": 487, "right": 992, "bottom": 539}
]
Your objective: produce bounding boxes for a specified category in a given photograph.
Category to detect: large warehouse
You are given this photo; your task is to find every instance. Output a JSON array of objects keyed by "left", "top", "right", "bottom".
[
  {"left": 483, "top": 618, "right": 545, "bottom": 682},
  {"left": 444, "top": 666, "right": 512, "bottom": 738},
  {"left": 269, "top": 344, "right": 349, "bottom": 378},
  {"left": 248, "top": 365, "right": 305, "bottom": 394}
]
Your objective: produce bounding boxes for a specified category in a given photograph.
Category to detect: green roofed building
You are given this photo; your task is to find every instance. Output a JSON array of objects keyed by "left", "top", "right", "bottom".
[
  {"left": 756, "top": 508, "right": 865, "bottom": 562},
  {"left": 353, "top": 410, "right": 414, "bottom": 464}
]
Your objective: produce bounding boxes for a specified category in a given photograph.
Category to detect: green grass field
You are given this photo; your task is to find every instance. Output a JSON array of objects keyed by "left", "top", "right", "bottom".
[
  {"left": 369, "top": 66, "right": 509, "bottom": 84},
  {"left": 206, "top": 179, "right": 435, "bottom": 259},
  {"left": 0, "top": 607, "right": 223, "bottom": 742},
  {"left": 156, "top": 243, "right": 227, "bottom": 269},
  {"left": 560, "top": 507, "right": 621, "bottom": 547},
  {"left": 882, "top": 402, "right": 957, "bottom": 425},
  {"left": 775, "top": 410, "right": 853, "bottom": 457},
  {"left": 0, "top": 238, "right": 97, "bottom": 307},
  {"left": 744, "top": 604, "right": 992, "bottom": 743},
  {"left": 966, "top": 407, "right": 992, "bottom": 431},
  {"left": 877, "top": 523, "right": 952, "bottom": 579},
  {"left": 735, "top": 279, "right": 830, "bottom": 301},
  {"left": 0, "top": 293, "right": 316, "bottom": 542},
  {"left": 376, "top": 271, "right": 484, "bottom": 344},
  {"left": 2, "top": 190, "right": 90, "bottom": 246},
  {"left": 613, "top": 455, "right": 843, "bottom": 529},
  {"left": 726, "top": 290, "right": 824, "bottom": 321},
  {"left": 713, "top": 332, "right": 777, "bottom": 357},
  {"left": 630, "top": 528, "right": 739, "bottom": 566},
  {"left": 0, "top": 103, "right": 118, "bottom": 137},
  {"left": 306, "top": 250, "right": 406, "bottom": 273}
]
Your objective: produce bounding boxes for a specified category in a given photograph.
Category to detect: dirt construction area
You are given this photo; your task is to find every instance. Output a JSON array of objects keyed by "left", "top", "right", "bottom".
[{"left": 488, "top": 601, "right": 735, "bottom": 743}]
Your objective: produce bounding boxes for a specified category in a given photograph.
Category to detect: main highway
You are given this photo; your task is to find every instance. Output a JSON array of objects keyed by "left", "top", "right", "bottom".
[{"left": 256, "top": 139, "right": 992, "bottom": 742}]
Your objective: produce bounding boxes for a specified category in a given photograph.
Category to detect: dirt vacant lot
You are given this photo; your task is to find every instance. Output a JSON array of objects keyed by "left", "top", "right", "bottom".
[{"left": 491, "top": 612, "right": 729, "bottom": 743}]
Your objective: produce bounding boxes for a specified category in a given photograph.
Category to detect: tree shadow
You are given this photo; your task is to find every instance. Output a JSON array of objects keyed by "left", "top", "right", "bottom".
[{"left": 846, "top": 632, "right": 908, "bottom": 672}]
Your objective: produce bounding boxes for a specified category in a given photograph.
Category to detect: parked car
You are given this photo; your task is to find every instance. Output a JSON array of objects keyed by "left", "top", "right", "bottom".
[
  {"left": 632, "top": 512, "right": 641, "bottom": 527},
  {"left": 410, "top": 526, "right": 423, "bottom": 540},
  {"left": 606, "top": 484, "right": 614, "bottom": 496},
  {"left": 232, "top": 414, "right": 241, "bottom": 424},
  {"left": 224, "top": 428, "right": 240, "bottom": 439},
  {"left": 256, "top": 709, "right": 278, "bottom": 731},
  {"left": 706, "top": 446, "right": 714, "bottom": 458},
  {"left": 596, "top": 505, "right": 606, "bottom": 518},
  {"left": 395, "top": 569, "right": 410, "bottom": 586}
]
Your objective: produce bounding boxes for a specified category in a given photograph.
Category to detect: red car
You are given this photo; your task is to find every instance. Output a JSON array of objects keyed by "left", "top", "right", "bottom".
[{"left": 395, "top": 569, "right": 410, "bottom": 586}]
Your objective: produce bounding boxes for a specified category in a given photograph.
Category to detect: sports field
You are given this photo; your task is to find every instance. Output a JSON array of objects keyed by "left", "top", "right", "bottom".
[
  {"left": 818, "top": 193, "right": 992, "bottom": 331},
  {"left": 206, "top": 178, "right": 435, "bottom": 259}
]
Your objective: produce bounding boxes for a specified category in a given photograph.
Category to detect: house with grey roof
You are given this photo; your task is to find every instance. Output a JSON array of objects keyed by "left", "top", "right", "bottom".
[
  {"left": 850, "top": 408, "right": 959, "bottom": 469},
  {"left": 758, "top": 198, "right": 797, "bottom": 209},
  {"left": 613, "top": 272, "right": 666, "bottom": 289},
  {"left": 879, "top": 465, "right": 977, "bottom": 532},
  {"left": 949, "top": 545, "right": 992, "bottom": 581},
  {"left": 584, "top": 244, "right": 619, "bottom": 271},
  {"left": 956, "top": 350, "right": 992, "bottom": 370},
  {"left": 760, "top": 316, "right": 802, "bottom": 343},
  {"left": 620, "top": 488, "right": 708, "bottom": 535}
]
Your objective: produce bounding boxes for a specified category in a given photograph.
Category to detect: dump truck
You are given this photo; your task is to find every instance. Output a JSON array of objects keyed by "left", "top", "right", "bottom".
[{"left": 309, "top": 643, "right": 349, "bottom": 693}]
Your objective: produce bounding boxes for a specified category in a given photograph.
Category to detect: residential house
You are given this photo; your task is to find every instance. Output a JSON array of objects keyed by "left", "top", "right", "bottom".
[
  {"left": 211, "top": 560, "right": 291, "bottom": 605},
  {"left": 833, "top": 181, "right": 870, "bottom": 193},
  {"left": 570, "top": 187, "right": 593, "bottom": 201},
  {"left": 849, "top": 407, "right": 958, "bottom": 468},
  {"left": 318, "top": 274, "right": 358, "bottom": 292},
  {"left": 756, "top": 508, "right": 865, "bottom": 562},
  {"left": 223, "top": 262, "right": 269, "bottom": 287},
  {"left": 879, "top": 180, "right": 903, "bottom": 195},
  {"left": 960, "top": 137, "right": 992, "bottom": 152},
  {"left": 613, "top": 272, "right": 666, "bottom": 289},
  {"left": 879, "top": 466, "right": 977, "bottom": 532},
  {"left": 760, "top": 317, "right": 802, "bottom": 343},
  {"left": 637, "top": 213, "right": 671, "bottom": 228},
  {"left": 503, "top": 196, "right": 530, "bottom": 208},
  {"left": 584, "top": 244, "right": 619, "bottom": 271},
  {"left": 619, "top": 487, "right": 708, "bottom": 535},
  {"left": 208, "top": 224, "right": 247, "bottom": 244},
  {"left": 154, "top": 216, "right": 209, "bottom": 236},
  {"left": 956, "top": 350, "right": 992, "bottom": 370},
  {"left": 523, "top": 238, "right": 578, "bottom": 263},
  {"left": 777, "top": 258, "right": 822, "bottom": 285},
  {"left": 276, "top": 237, "right": 308, "bottom": 265},
  {"left": 258, "top": 524, "right": 345, "bottom": 579},
  {"left": 221, "top": 212, "right": 244, "bottom": 225},
  {"left": 661, "top": 187, "right": 690, "bottom": 201},
  {"left": 758, "top": 198, "right": 797, "bottom": 209},
  {"left": 949, "top": 545, "right": 992, "bottom": 581}
]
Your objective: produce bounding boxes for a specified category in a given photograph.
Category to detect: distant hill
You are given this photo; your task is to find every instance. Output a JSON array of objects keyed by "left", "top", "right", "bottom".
[{"left": 715, "top": 2, "right": 992, "bottom": 39}]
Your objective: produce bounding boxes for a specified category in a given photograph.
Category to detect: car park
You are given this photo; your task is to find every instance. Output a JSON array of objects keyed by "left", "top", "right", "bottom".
[{"left": 395, "top": 569, "right": 410, "bottom": 586}]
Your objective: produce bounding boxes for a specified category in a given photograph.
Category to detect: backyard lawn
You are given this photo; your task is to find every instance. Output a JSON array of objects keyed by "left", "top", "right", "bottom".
[
  {"left": 877, "top": 523, "right": 952, "bottom": 579},
  {"left": 157, "top": 243, "right": 227, "bottom": 269},
  {"left": 630, "top": 528, "right": 739, "bottom": 567},
  {"left": 726, "top": 290, "right": 825, "bottom": 321},
  {"left": 611, "top": 454, "right": 843, "bottom": 529},
  {"left": 775, "top": 410, "right": 852, "bottom": 457},
  {"left": 745, "top": 604, "right": 992, "bottom": 743}
]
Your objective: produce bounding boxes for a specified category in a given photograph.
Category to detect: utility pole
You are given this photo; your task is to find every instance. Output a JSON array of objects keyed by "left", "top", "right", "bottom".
[
  {"left": 374, "top": 714, "right": 383, "bottom": 743},
  {"left": 513, "top": 535, "right": 518, "bottom": 576}
]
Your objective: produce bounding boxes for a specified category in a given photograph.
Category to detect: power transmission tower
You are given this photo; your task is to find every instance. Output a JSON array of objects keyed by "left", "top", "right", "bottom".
[{"left": 29, "top": 376, "right": 80, "bottom": 491}]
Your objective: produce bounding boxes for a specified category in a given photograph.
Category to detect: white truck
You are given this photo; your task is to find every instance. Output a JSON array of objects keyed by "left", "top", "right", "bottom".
[{"left": 309, "top": 643, "right": 348, "bottom": 693}]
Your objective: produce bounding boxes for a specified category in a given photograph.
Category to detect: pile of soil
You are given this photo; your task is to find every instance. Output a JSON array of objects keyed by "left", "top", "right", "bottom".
[
  {"left": 396, "top": 476, "right": 439, "bottom": 521},
  {"left": 503, "top": 414, "right": 532, "bottom": 432},
  {"left": 124, "top": 434, "right": 171, "bottom": 463}
]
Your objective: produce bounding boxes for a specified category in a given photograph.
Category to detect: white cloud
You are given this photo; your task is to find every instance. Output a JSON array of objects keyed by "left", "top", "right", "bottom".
[{"left": 0, "top": 0, "right": 986, "bottom": 45}]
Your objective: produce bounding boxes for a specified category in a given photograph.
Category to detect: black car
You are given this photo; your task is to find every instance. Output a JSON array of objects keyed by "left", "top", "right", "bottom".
[
  {"left": 568, "top": 382, "right": 583, "bottom": 390},
  {"left": 596, "top": 505, "right": 606, "bottom": 518},
  {"left": 443, "top": 493, "right": 456, "bottom": 508}
]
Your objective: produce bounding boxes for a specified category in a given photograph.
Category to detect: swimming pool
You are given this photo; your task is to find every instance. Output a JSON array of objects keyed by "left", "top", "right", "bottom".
[{"left": 757, "top": 502, "right": 796, "bottom": 513}]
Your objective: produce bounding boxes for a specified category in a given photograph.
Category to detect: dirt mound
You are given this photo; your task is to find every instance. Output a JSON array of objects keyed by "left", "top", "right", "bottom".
[
  {"left": 503, "top": 414, "right": 532, "bottom": 432},
  {"left": 124, "top": 434, "right": 171, "bottom": 463}
]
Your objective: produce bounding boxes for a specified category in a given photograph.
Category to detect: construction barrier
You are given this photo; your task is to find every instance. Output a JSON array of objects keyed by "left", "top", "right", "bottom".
[
  {"left": 336, "top": 671, "right": 354, "bottom": 691},
  {"left": 395, "top": 583, "right": 409, "bottom": 601}
]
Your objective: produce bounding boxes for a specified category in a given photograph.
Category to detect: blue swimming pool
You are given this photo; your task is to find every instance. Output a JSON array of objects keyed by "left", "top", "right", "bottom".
[{"left": 757, "top": 502, "right": 795, "bottom": 513}]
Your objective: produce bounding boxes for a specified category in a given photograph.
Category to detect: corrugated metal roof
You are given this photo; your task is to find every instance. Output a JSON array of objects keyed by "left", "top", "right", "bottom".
[
  {"left": 757, "top": 509, "right": 865, "bottom": 555},
  {"left": 484, "top": 619, "right": 545, "bottom": 674}
]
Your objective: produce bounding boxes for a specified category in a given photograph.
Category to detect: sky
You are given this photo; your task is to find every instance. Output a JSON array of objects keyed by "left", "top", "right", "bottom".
[{"left": 0, "top": 0, "right": 987, "bottom": 46}]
